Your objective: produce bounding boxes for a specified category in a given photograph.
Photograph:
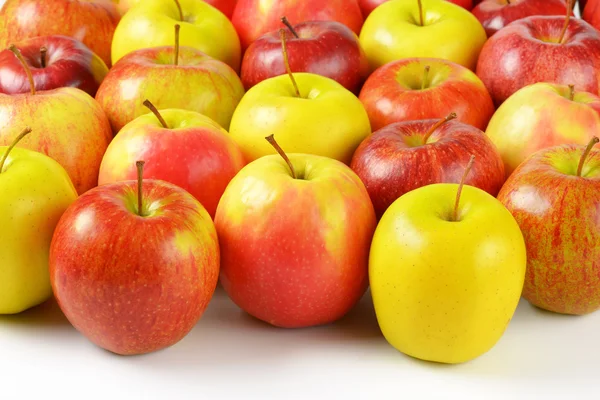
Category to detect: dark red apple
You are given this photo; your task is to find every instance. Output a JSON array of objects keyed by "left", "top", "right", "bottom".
[
  {"left": 350, "top": 115, "right": 505, "bottom": 218},
  {"left": 359, "top": 0, "right": 473, "bottom": 17}
]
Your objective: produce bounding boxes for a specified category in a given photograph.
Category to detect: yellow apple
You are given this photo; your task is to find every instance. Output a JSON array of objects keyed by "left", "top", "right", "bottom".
[{"left": 111, "top": 0, "right": 140, "bottom": 15}]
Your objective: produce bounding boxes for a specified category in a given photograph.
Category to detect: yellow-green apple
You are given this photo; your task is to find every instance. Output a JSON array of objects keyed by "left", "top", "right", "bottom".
[
  {"left": 359, "top": 57, "right": 495, "bottom": 131},
  {"left": 351, "top": 115, "right": 505, "bottom": 218},
  {"left": 214, "top": 136, "right": 376, "bottom": 328},
  {"left": 111, "top": 0, "right": 241, "bottom": 71},
  {"left": 0, "top": 128, "right": 78, "bottom": 314},
  {"left": 359, "top": 0, "right": 487, "bottom": 72},
  {"left": 497, "top": 139, "right": 600, "bottom": 315},
  {"left": 232, "top": 0, "right": 364, "bottom": 50},
  {"left": 96, "top": 26, "right": 244, "bottom": 133},
  {"left": 472, "top": 0, "right": 567, "bottom": 37},
  {"left": 110, "top": 0, "right": 140, "bottom": 15},
  {"left": 0, "top": 35, "right": 109, "bottom": 97},
  {"left": 485, "top": 82, "right": 600, "bottom": 176},
  {"left": 229, "top": 72, "right": 371, "bottom": 164},
  {"left": 370, "top": 158, "right": 526, "bottom": 364},
  {"left": 476, "top": 11, "right": 600, "bottom": 105},
  {"left": 98, "top": 102, "right": 246, "bottom": 218},
  {"left": 241, "top": 19, "right": 369, "bottom": 94},
  {"left": 584, "top": 0, "right": 600, "bottom": 30},
  {"left": 0, "top": 46, "right": 112, "bottom": 194},
  {"left": 0, "top": 0, "right": 120, "bottom": 67},
  {"left": 360, "top": 0, "right": 473, "bottom": 18},
  {"left": 49, "top": 161, "right": 220, "bottom": 355}
]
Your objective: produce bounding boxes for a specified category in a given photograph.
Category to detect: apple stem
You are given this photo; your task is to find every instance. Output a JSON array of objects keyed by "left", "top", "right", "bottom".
[
  {"left": 8, "top": 45, "right": 35, "bottom": 96},
  {"left": 421, "top": 65, "right": 430, "bottom": 90},
  {"left": 0, "top": 127, "right": 32, "bottom": 173},
  {"left": 558, "top": 0, "right": 572, "bottom": 44},
  {"left": 418, "top": 0, "right": 424, "bottom": 26},
  {"left": 136, "top": 160, "right": 146, "bottom": 217},
  {"left": 424, "top": 112, "right": 457, "bottom": 142},
  {"left": 568, "top": 84, "right": 575, "bottom": 101},
  {"left": 279, "top": 29, "right": 300, "bottom": 98},
  {"left": 280, "top": 16, "right": 299, "bottom": 38},
  {"left": 40, "top": 46, "right": 47, "bottom": 68},
  {"left": 452, "top": 155, "right": 475, "bottom": 222},
  {"left": 173, "top": 0, "right": 184, "bottom": 21},
  {"left": 143, "top": 100, "right": 169, "bottom": 129},
  {"left": 265, "top": 134, "right": 297, "bottom": 179},
  {"left": 506, "top": 0, "right": 510, "bottom": 4},
  {"left": 174, "top": 24, "right": 180, "bottom": 66},
  {"left": 577, "top": 137, "right": 599, "bottom": 177}
]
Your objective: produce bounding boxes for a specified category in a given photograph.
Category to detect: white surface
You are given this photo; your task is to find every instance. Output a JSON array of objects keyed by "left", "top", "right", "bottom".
[{"left": 1, "top": 288, "right": 599, "bottom": 400}]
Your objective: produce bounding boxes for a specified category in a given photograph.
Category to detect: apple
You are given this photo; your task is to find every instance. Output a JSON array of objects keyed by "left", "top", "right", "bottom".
[
  {"left": 359, "top": 57, "right": 495, "bottom": 132},
  {"left": 205, "top": 0, "right": 237, "bottom": 18},
  {"left": 215, "top": 135, "right": 376, "bottom": 328},
  {"left": 0, "top": 0, "right": 120, "bottom": 67},
  {"left": 0, "top": 128, "right": 78, "bottom": 314},
  {"left": 228, "top": 71, "right": 371, "bottom": 165},
  {"left": 111, "top": 0, "right": 241, "bottom": 71},
  {"left": 472, "top": 0, "right": 568, "bottom": 37},
  {"left": 241, "top": 19, "right": 369, "bottom": 94},
  {"left": 98, "top": 102, "right": 246, "bottom": 219},
  {"left": 476, "top": 10, "right": 600, "bottom": 105},
  {"left": 96, "top": 25, "right": 245, "bottom": 133},
  {"left": 359, "top": 0, "right": 487, "bottom": 72},
  {"left": 351, "top": 114, "right": 505, "bottom": 219},
  {"left": 360, "top": 0, "right": 473, "bottom": 18},
  {"left": 497, "top": 138, "right": 600, "bottom": 315},
  {"left": 0, "top": 45, "right": 112, "bottom": 194},
  {"left": 370, "top": 157, "right": 526, "bottom": 364},
  {"left": 583, "top": 0, "right": 600, "bottom": 31},
  {"left": 232, "top": 0, "right": 364, "bottom": 50},
  {"left": 50, "top": 161, "right": 220, "bottom": 355},
  {"left": 485, "top": 82, "right": 600, "bottom": 177},
  {"left": 0, "top": 35, "right": 109, "bottom": 97}
]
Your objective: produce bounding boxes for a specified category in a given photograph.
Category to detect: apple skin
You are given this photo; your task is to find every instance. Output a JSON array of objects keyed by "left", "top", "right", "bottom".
[
  {"left": 214, "top": 153, "right": 376, "bottom": 328},
  {"left": 0, "top": 35, "right": 109, "bottom": 97},
  {"left": 497, "top": 143, "right": 600, "bottom": 315},
  {"left": 584, "top": 0, "right": 600, "bottom": 31},
  {"left": 49, "top": 179, "right": 220, "bottom": 355},
  {"left": 96, "top": 46, "right": 245, "bottom": 133},
  {"left": 240, "top": 21, "right": 369, "bottom": 94},
  {"left": 232, "top": 0, "right": 364, "bottom": 50},
  {"left": 485, "top": 82, "right": 600, "bottom": 176},
  {"left": 359, "top": 57, "right": 495, "bottom": 132},
  {"left": 360, "top": 0, "right": 473, "bottom": 17},
  {"left": 351, "top": 118, "right": 505, "bottom": 219},
  {"left": 98, "top": 109, "right": 246, "bottom": 219},
  {"left": 205, "top": 0, "right": 238, "bottom": 18},
  {"left": 472, "top": 0, "right": 567, "bottom": 37},
  {"left": 0, "top": 0, "right": 120, "bottom": 67},
  {"left": 476, "top": 16, "right": 600, "bottom": 106}
]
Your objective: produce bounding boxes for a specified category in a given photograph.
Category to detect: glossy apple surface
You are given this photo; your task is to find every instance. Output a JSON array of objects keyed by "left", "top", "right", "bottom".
[
  {"left": 360, "top": 0, "right": 473, "bottom": 17},
  {"left": 584, "top": 0, "right": 600, "bottom": 31},
  {"left": 205, "top": 0, "right": 237, "bottom": 18}
]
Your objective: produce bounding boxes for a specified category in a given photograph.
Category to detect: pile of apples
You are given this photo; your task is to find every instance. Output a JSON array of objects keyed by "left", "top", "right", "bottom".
[{"left": 0, "top": 0, "right": 599, "bottom": 365}]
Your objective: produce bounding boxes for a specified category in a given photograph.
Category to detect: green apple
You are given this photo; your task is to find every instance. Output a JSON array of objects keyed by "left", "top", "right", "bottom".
[
  {"left": 111, "top": 0, "right": 241, "bottom": 71},
  {"left": 0, "top": 128, "right": 78, "bottom": 314}
]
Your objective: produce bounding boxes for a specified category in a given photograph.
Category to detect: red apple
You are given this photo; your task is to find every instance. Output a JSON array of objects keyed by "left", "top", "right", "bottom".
[
  {"left": 205, "top": 0, "right": 238, "bottom": 18},
  {"left": 49, "top": 162, "right": 220, "bottom": 355},
  {"left": 98, "top": 103, "right": 246, "bottom": 219},
  {"left": 241, "top": 19, "right": 369, "bottom": 93},
  {"left": 351, "top": 115, "right": 505, "bottom": 218},
  {"left": 472, "top": 0, "right": 568, "bottom": 37},
  {"left": 0, "top": 35, "right": 108, "bottom": 97},
  {"left": 0, "top": 0, "right": 120, "bottom": 67},
  {"left": 359, "top": 58, "right": 495, "bottom": 132},
  {"left": 476, "top": 12, "right": 600, "bottom": 105},
  {"left": 359, "top": 0, "right": 473, "bottom": 18},
  {"left": 583, "top": 0, "right": 600, "bottom": 31},
  {"left": 232, "top": 0, "right": 364, "bottom": 50},
  {"left": 497, "top": 139, "right": 600, "bottom": 315}
]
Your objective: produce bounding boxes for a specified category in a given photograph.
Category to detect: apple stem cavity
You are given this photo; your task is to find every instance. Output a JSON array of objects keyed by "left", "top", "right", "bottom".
[
  {"left": 506, "top": 0, "right": 511, "bottom": 4},
  {"left": 424, "top": 112, "right": 457, "bottom": 142},
  {"left": 143, "top": 100, "right": 169, "bottom": 129},
  {"left": 279, "top": 29, "right": 301, "bottom": 98},
  {"left": 281, "top": 16, "right": 299, "bottom": 38},
  {"left": 577, "top": 137, "right": 600, "bottom": 177},
  {"left": 136, "top": 160, "right": 147, "bottom": 217},
  {"left": 8, "top": 45, "right": 35, "bottom": 95},
  {"left": 40, "top": 46, "right": 47, "bottom": 68},
  {"left": 0, "top": 127, "right": 32, "bottom": 173},
  {"left": 452, "top": 155, "right": 475, "bottom": 222},
  {"left": 174, "top": 24, "right": 181, "bottom": 66},
  {"left": 558, "top": 0, "right": 573, "bottom": 44},
  {"left": 265, "top": 134, "right": 297, "bottom": 179},
  {"left": 422, "top": 65, "right": 430, "bottom": 90},
  {"left": 418, "top": 0, "right": 425, "bottom": 26},
  {"left": 568, "top": 84, "right": 575, "bottom": 101},
  {"left": 173, "top": 0, "right": 184, "bottom": 21}
]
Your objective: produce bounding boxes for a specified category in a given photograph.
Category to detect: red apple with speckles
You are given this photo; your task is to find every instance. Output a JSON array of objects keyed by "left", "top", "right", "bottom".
[
  {"left": 359, "top": 0, "right": 473, "bottom": 17},
  {"left": 476, "top": 12, "right": 600, "bottom": 105},
  {"left": 49, "top": 164, "right": 220, "bottom": 355},
  {"left": 497, "top": 139, "right": 600, "bottom": 315},
  {"left": 350, "top": 115, "right": 505, "bottom": 218},
  {"left": 241, "top": 20, "right": 369, "bottom": 93},
  {"left": 359, "top": 57, "right": 495, "bottom": 132},
  {"left": 584, "top": 0, "right": 600, "bottom": 31},
  {"left": 472, "top": 0, "right": 567, "bottom": 37},
  {"left": 215, "top": 139, "right": 376, "bottom": 328}
]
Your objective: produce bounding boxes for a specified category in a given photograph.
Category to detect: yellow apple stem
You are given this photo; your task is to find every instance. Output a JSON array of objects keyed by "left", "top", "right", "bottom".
[
  {"left": 424, "top": 112, "right": 457, "bottom": 142},
  {"left": 558, "top": 0, "right": 572, "bottom": 44},
  {"left": 40, "top": 46, "right": 47, "bottom": 68},
  {"left": 279, "top": 28, "right": 301, "bottom": 98},
  {"left": 421, "top": 65, "right": 430, "bottom": 90},
  {"left": 143, "top": 100, "right": 169, "bottom": 129},
  {"left": 8, "top": 45, "right": 35, "bottom": 95},
  {"left": 418, "top": 0, "right": 424, "bottom": 26},
  {"left": 136, "top": 160, "right": 147, "bottom": 217},
  {"left": 265, "top": 134, "right": 297, "bottom": 179},
  {"left": 174, "top": 24, "right": 180, "bottom": 66},
  {"left": 280, "top": 16, "right": 299, "bottom": 38},
  {"left": 568, "top": 84, "right": 575, "bottom": 101},
  {"left": 0, "top": 127, "right": 32, "bottom": 173},
  {"left": 452, "top": 155, "right": 476, "bottom": 222},
  {"left": 577, "top": 137, "right": 599, "bottom": 177},
  {"left": 173, "top": 0, "right": 184, "bottom": 21}
]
